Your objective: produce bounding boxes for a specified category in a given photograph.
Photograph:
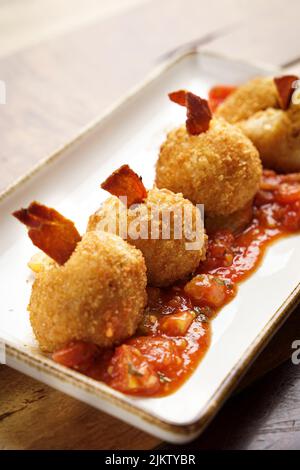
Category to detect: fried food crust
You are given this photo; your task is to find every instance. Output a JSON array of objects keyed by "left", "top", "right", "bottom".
[
  {"left": 29, "top": 231, "right": 147, "bottom": 352},
  {"left": 216, "top": 77, "right": 278, "bottom": 123},
  {"left": 238, "top": 106, "right": 300, "bottom": 172},
  {"left": 216, "top": 76, "right": 300, "bottom": 172},
  {"left": 88, "top": 187, "right": 207, "bottom": 287},
  {"left": 155, "top": 118, "right": 262, "bottom": 217}
]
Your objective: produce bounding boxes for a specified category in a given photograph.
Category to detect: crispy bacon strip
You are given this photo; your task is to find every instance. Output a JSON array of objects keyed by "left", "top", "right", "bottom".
[
  {"left": 168, "top": 90, "right": 212, "bottom": 135},
  {"left": 13, "top": 202, "right": 81, "bottom": 265},
  {"left": 274, "top": 75, "right": 299, "bottom": 110},
  {"left": 101, "top": 164, "right": 147, "bottom": 207},
  {"left": 186, "top": 92, "right": 212, "bottom": 135},
  {"left": 168, "top": 90, "right": 187, "bottom": 107}
]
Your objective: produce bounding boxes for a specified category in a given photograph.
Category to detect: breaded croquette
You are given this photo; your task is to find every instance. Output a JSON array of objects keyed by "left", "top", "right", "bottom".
[
  {"left": 216, "top": 77, "right": 278, "bottom": 123},
  {"left": 29, "top": 231, "right": 147, "bottom": 352},
  {"left": 216, "top": 75, "right": 300, "bottom": 172},
  {"left": 156, "top": 118, "right": 262, "bottom": 227},
  {"left": 88, "top": 185, "right": 206, "bottom": 287},
  {"left": 238, "top": 103, "right": 300, "bottom": 173}
]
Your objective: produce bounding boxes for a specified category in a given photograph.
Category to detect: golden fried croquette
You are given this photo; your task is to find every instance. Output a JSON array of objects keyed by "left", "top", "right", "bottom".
[
  {"left": 216, "top": 77, "right": 278, "bottom": 123},
  {"left": 29, "top": 231, "right": 147, "bottom": 352},
  {"left": 155, "top": 118, "right": 262, "bottom": 225},
  {"left": 88, "top": 187, "right": 207, "bottom": 287},
  {"left": 238, "top": 105, "right": 300, "bottom": 172},
  {"left": 216, "top": 75, "right": 300, "bottom": 172}
]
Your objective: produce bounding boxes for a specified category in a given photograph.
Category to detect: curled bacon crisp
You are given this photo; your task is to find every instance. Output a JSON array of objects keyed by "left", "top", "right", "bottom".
[
  {"left": 168, "top": 90, "right": 212, "bottom": 135},
  {"left": 186, "top": 92, "right": 212, "bottom": 135},
  {"left": 13, "top": 202, "right": 81, "bottom": 265},
  {"left": 274, "top": 75, "right": 299, "bottom": 110},
  {"left": 101, "top": 164, "right": 147, "bottom": 207},
  {"left": 168, "top": 90, "right": 187, "bottom": 107}
]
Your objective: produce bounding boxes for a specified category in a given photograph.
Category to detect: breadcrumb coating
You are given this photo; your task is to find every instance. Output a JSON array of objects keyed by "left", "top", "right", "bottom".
[
  {"left": 155, "top": 118, "right": 262, "bottom": 218},
  {"left": 216, "top": 76, "right": 300, "bottom": 172},
  {"left": 88, "top": 187, "right": 207, "bottom": 287},
  {"left": 29, "top": 231, "right": 147, "bottom": 352},
  {"left": 238, "top": 105, "right": 300, "bottom": 172},
  {"left": 216, "top": 77, "right": 278, "bottom": 123}
]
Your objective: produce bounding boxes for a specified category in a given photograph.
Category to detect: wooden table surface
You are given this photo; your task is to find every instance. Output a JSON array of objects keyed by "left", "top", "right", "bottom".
[{"left": 1, "top": 0, "right": 300, "bottom": 450}]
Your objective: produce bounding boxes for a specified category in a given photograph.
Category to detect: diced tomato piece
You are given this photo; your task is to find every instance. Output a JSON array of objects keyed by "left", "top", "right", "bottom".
[
  {"left": 281, "top": 173, "right": 300, "bottom": 183},
  {"left": 184, "top": 274, "right": 233, "bottom": 308},
  {"left": 165, "top": 294, "right": 192, "bottom": 311},
  {"left": 159, "top": 310, "right": 195, "bottom": 336},
  {"left": 281, "top": 204, "right": 300, "bottom": 231},
  {"left": 204, "top": 230, "right": 235, "bottom": 270},
  {"left": 146, "top": 287, "right": 193, "bottom": 317},
  {"left": 107, "top": 345, "right": 160, "bottom": 395},
  {"left": 260, "top": 177, "right": 280, "bottom": 191},
  {"left": 208, "top": 85, "right": 236, "bottom": 112},
  {"left": 52, "top": 341, "right": 100, "bottom": 371},
  {"left": 137, "top": 312, "right": 159, "bottom": 335},
  {"left": 263, "top": 169, "right": 277, "bottom": 178},
  {"left": 257, "top": 175, "right": 300, "bottom": 230},
  {"left": 259, "top": 172, "right": 281, "bottom": 193},
  {"left": 275, "top": 183, "right": 300, "bottom": 204},
  {"left": 260, "top": 182, "right": 278, "bottom": 191},
  {"left": 128, "top": 336, "right": 183, "bottom": 372},
  {"left": 257, "top": 204, "right": 285, "bottom": 229}
]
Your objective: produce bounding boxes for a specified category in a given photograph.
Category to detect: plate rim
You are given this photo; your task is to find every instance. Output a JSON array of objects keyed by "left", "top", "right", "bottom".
[
  {"left": 0, "top": 49, "right": 278, "bottom": 205},
  {"left": 1, "top": 49, "right": 299, "bottom": 440},
  {"left": 5, "top": 280, "right": 300, "bottom": 439}
]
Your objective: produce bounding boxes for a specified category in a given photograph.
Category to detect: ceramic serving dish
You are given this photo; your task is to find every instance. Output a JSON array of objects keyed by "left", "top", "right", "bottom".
[{"left": 1, "top": 51, "right": 299, "bottom": 443}]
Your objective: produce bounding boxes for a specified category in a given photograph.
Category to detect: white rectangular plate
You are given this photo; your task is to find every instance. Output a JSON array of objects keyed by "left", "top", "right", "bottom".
[{"left": 1, "top": 51, "right": 300, "bottom": 444}]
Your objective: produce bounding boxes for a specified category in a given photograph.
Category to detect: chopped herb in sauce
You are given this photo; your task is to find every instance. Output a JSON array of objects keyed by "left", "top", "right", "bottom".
[
  {"left": 128, "top": 363, "right": 144, "bottom": 377},
  {"left": 157, "top": 371, "right": 172, "bottom": 383}
]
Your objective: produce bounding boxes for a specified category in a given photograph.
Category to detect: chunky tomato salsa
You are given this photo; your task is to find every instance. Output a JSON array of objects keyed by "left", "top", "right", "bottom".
[{"left": 52, "top": 169, "right": 300, "bottom": 397}]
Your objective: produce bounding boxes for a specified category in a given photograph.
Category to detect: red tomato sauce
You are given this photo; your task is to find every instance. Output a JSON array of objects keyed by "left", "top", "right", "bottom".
[
  {"left": 53, "top": 170, "right": 300, "bottom": 397},
  {"left": 208, "top": 85, "right": 236, "bottom": 112}
]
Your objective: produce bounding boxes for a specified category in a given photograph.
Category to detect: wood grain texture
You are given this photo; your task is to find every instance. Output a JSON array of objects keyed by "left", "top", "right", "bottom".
[
  {"left": 1, "top": 1, "right": 299, "bottom": 193},
  {"left": 0, "top": 0, "right": 286, "bottom": 194},
  {"left": 0, "top": 366, "right": 159, "bottom": 450},
  {"left": 203, "top": 0, "right": 300, "bottom": 66},
  {"left": 0, "top": 0, "right": 146, "bottom": 59},
  {"left": 1, "top": 0, "right": 300, "bottom": 451}
]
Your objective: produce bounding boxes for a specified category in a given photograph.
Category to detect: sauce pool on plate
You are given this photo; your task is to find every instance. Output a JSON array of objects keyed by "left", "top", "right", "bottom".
[{"left": 53, "top": 169, "right": 300, "bottom": 397}]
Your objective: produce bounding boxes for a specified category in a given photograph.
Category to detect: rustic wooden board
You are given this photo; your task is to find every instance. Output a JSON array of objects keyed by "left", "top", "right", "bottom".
[
  {"left": 0, "top": 0, "right": 292, "bottom": 193},
  {"left": 0, "top": 366, "right": 159, "bottom": 450}
]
